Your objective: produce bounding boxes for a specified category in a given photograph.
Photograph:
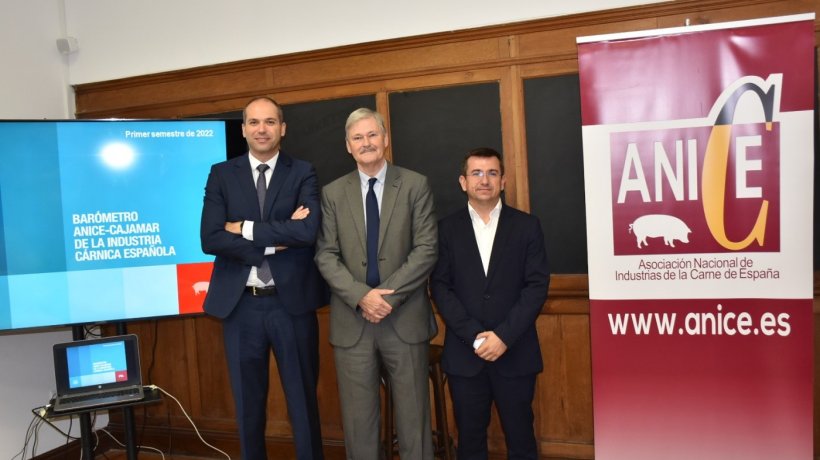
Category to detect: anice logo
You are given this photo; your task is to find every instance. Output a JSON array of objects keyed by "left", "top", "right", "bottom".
[{"left": 611, "top": 75, "right": 781, "bottom": 255}]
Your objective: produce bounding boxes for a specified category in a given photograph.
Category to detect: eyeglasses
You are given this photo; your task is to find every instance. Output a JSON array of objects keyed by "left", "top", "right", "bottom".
[{"left": 467, "top": 170, "right": 501, "bottom": 178}]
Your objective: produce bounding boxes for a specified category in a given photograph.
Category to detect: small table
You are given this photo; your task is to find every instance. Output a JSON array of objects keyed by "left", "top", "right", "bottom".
[{"left": 38, "top": 386, "right": 162, "bottom": 460}]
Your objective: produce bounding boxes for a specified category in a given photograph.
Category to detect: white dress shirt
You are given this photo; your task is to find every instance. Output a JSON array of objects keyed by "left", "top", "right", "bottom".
[
  {"left": 244, "top": 152, "right": 279, "bottom": 286},
  {"left": 467, "top": 199, "right": 502, "bottom": 276}
]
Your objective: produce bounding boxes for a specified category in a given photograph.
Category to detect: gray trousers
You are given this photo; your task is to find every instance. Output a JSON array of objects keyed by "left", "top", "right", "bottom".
[{"left": 334, "top": 320, "right": 433, "bottom": 460}]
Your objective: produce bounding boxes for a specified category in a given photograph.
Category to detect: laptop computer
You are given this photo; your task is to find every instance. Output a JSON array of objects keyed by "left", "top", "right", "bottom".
[{"left": 51, "top": 334, "right": 145, "bottom": 413}]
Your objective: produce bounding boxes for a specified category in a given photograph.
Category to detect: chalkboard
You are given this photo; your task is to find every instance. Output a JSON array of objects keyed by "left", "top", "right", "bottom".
[
  {"left": 388, "top": 83, "right": 503, "bottom": 220},
  {"left": 282, "top": 96, "right": 377, "bottom": 187},
  {"left": 524, "top": 74, "right": 588, "bottom": 273},
  {"left": 204, "top": 95, "right": 377, "bottom": 189}
]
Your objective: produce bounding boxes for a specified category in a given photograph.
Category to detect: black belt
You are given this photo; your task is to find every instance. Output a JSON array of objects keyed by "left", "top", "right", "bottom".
[{"left": 245, "top": 286, "right": 278, "bottom": 296}]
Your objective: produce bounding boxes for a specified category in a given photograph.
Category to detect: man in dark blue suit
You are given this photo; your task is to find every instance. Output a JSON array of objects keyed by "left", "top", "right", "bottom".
[
  {"left": 430, "top": 147, "right": 550, "bottom": 460},
  {"left": 200, "top": 97, "right": 326, "bottom": 460}
]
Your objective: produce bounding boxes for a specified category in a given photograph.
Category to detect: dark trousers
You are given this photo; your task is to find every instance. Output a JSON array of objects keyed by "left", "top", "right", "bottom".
[
  {"left": 222, "top": 291, "right": 323, "bottom": 460},
  {"left": 448, "top": 367, "right": 537, "bottom": 460}
]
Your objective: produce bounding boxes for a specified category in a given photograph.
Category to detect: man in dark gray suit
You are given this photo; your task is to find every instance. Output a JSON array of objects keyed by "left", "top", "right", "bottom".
[{"left": 315, "top": 108, "right": 438, "bottom": 460}]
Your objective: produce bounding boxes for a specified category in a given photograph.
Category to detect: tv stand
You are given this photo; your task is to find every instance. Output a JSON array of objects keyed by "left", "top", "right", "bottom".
[
  {"left": 40, "top": 323, "right": 160, "bottom": 460},
  {"left": 40, "top": 386, "right": 162, "bottom": 459}
]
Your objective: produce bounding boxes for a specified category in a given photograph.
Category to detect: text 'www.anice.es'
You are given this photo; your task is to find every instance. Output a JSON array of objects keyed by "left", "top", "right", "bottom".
[{"left": 607, "top": 304, "right": 790, "bottom": 336}]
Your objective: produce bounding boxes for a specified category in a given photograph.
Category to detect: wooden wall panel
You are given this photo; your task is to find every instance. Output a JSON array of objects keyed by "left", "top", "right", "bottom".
[
  {"left": 76, "top": 68, "right": 274, "bottom": 117},
  {"left": 537, "top": 311, "right": 595, "bottom": 458},
  {"left": 315, "top": 308, "right": 345, "bottom": 440},
  {"left": 272, "top": 38, "right": 509, "bottom": 89},
  {"left": 515, "top": 18, "right": 659, "bottom": 60},
  {"left": 499, "top": 67, "right": 529, "bottom": 210},
  {"left": 87, "top": 0, "right": 819, "bottom": 458},
  {"left": 190, "top": 317, "right": 235, "bottom": 425}
]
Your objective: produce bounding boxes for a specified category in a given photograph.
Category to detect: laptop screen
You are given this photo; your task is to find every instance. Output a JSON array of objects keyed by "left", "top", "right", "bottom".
[
  {"left": 54, "top": 334, "right": 142, "bottom": 395},
  {"left": 66, "top": 340, "right": 130, "bottom": 389}
]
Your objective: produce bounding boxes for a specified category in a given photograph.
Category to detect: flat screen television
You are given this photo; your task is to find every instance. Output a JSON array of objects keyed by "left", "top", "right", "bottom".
[{"left": 0, "top": 119, "right": 232, "bottom": 331}]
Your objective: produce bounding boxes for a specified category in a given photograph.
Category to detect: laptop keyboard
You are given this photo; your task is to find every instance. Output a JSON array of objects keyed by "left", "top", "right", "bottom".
[{"left": 61, "top": 387, "right": 141, "bottom": 404}]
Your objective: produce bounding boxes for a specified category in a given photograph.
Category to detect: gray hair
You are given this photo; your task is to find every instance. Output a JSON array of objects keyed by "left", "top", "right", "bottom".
[{"left": 345, "top": 108, "right": 386, "bottom": 138}]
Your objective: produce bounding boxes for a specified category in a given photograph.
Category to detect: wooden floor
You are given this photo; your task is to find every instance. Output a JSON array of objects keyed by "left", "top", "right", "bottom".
[
  {"left": 99, "top": 453, "right": 204, "bottom": 460},
  {"left": 97, "top": 450, "right": 567, "bottom": 460},
  {"left": 96, "top": 446, "right": 349, "bottom": 460},
  {"left": 96, "top": 449, "right": 377, "bottom": 460}
]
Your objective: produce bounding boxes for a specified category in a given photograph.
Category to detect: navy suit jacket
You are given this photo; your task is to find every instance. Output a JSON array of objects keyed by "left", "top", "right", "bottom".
[
  {"left": 200, "top": 152, "right": 327, "bottom": 319},
  {"left": 430, "top": 203, "right": 549, "bottom": 377}
]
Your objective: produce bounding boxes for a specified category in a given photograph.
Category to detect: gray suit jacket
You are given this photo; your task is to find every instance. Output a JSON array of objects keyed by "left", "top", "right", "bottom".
[{"left": 315, "top": 163, "right": 438, "bottom": 347}]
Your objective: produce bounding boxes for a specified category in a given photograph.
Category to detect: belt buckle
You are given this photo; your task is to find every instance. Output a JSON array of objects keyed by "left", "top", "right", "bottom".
[{"left": 250, "top": 286, "right": 275, "bottom": 296}]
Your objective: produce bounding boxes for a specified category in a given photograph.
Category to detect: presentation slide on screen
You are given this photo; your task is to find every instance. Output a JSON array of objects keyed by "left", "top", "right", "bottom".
[
  {"left": 67, "top": 341, "right": 128, "bottom": 389},
  {"left": 0, "top": 120, "right": 227, "bottom": 330}
]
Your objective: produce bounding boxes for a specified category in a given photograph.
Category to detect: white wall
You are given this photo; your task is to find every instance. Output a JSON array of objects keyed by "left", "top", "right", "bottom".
[
  {"left": 0, "top": 2, "right": 98, "bottom": 458},
  {"left": 1, "top": 1, "right": 72, "bottom": 118},
  {"left": 64, "top": 0, "right": 658, "bottom": 85},
  {"left": 0, "top": 0, "right": 74, "bottom": 454},
  {"left": 0, "top": 0, "right": 661, "bottom": 458}
]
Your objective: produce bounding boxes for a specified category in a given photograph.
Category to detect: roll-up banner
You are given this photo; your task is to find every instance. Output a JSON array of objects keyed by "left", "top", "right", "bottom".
[{"left": 577, "top": 14, "right": 815, "bottom": 459}]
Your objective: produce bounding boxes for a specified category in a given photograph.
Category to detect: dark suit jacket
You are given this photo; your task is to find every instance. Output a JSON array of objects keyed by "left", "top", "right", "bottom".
[
  {"left": 315, "top": 163, "right": 438, "bottom": 347},
  {"left": 430, "top": 203, "right": 550, "bottom": 377},
  {"left": 200, "top": 152, "right": 326, "bottom": 319}
]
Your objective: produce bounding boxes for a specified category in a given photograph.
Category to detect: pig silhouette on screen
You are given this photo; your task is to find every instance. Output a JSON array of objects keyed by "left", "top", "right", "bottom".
[
  {"left": 192, "top": 281, "right": 210, "bottom": 295},
  {"left": 629, "top": 214, "right": 691, "bottom": 248}
]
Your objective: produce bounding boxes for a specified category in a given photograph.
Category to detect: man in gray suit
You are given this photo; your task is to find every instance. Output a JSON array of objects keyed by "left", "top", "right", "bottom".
[{"left": 315, "top": 108, "right": 438, "bottom": 460}]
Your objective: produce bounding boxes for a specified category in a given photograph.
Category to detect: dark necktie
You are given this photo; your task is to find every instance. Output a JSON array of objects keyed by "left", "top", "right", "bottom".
[
  {"left": 366, "top": 177, "right": 380, "bottom": 287},
  {"left": 256, "top": 164, "right": 273, "bottom": 284}
]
